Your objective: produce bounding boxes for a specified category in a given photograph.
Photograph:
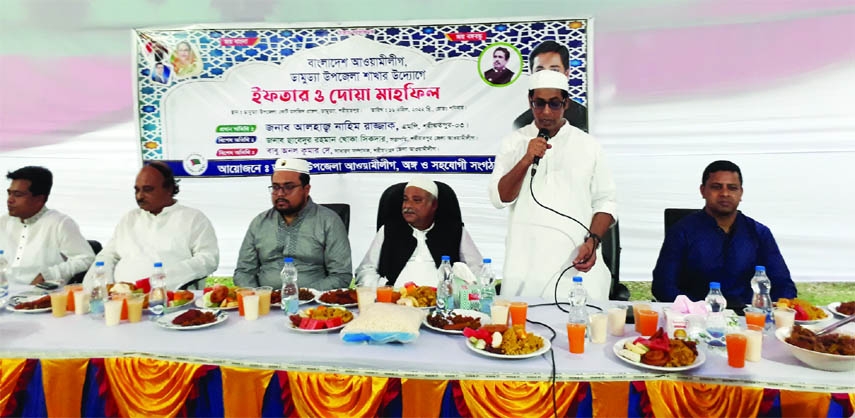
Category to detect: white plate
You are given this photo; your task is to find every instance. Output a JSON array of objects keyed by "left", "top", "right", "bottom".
[
  {"left": 315, "top": 289, "right": 358, "bottom": 308},
  {"left": 285, "top": 307, "right": 355, "bottom": 333},
  {"left": 423, "top": 309, "right": 491, "bottom": 334},
  {"left": 465, "top": 332, "right": 551, "bottom": 359},
  {"left": 827, "top": 302, "right": 853, "bottom": 318},
  {"left": 194, "top": 297, "right": 238, "bottom": 310},
  {"left": 612, "top": 337, "right": 706, "bottom": 372},
  {"left": 5, "top": 294, "right": 52, "bottom": 313},
  {"left": 794, "top": 307, "right": 832, "bottom": 325},
  {"left": 155, "top": 309, "right": 228, "bottom": 330}
]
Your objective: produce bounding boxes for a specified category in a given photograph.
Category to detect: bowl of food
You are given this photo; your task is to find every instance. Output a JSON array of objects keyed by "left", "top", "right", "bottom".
[{"left": 775, "top": 325, "right": 855, "bottom": 372}]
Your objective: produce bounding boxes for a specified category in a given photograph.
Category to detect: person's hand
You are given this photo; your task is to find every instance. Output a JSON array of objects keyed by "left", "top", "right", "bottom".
[
  {"left": 30, "top": 274, "right": 46, "bottom": 285},
  {"left": 525, "top": 137, "right": 551, "bottom": 165},
  {"left": 573, "top": 240, "right": 597, "bottom": 272}
]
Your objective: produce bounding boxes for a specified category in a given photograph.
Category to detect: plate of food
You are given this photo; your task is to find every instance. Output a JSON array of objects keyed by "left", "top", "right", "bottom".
[
  {"left": 155, "top": 308, "right": 228, "bottom": 330},
  {"left": 196, "top": 285, "right": 241, "bottom": 310},
  {"left": 827, "top": 301, "right": 855, "bottom": 318},
  {"left": 614, "top": 328, "right": 705, "bottom": 372},
  {"left": 463, "top": 325, "right": 551, "bottom": 359},
  {"left": 271, "top": 288, "right": 319, "bottom": 308},
  {"left": 286, "top": 306, "right": 355, "bottom": 333},
  {"left": 394, "top": 284, "right": 437, "bottom": 309},
  {"left": 5, "top": 294, "right": 52, "bottom": 313},
  {"left": 777, "top": 298, "right": 830, "bottom": 325},
  {"left": 315, "top": 288, "right": 358, "bottom": 308},
  {"left": 424, "top": 309, "right": 490, "bottom": 334}
]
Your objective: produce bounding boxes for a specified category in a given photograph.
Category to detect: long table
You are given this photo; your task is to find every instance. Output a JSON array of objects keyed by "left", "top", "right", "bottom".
[{"left": 1, "top": 287, "right": 853, "bottom": 417}]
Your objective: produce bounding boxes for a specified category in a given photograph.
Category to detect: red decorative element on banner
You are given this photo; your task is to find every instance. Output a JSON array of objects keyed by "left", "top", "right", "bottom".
[
  {"left": 632, "top": 381, "right": 654, "bottom": 418},
  {"left": 2, "top": 359, "right": 36, "bottom": 417},
  {"left": 832, "top": 393, "right": 855, "bottom": 417},
  {"left": 91, "top": 358, "right": 119, "bottom": 418},
  {"left": 220, "top": 38, "right": 259, "bottom": 47},
  {"left": 216, "top": 148, "right": 258, "bottom": 157},
  {"left": 760, "top": 388, "right": 779, "bottom": 415},
  {"left": 381, "top": 378, "right": 401, "bottom": 412},
  {"left": 276, "top": 371, "right": 298, "bottom": 418},
  {"left": 450, "top": 380, "right": 472, "bottom": 418},
  {"left": 445, "top": 32, "right": 487, "bottom": 42}
]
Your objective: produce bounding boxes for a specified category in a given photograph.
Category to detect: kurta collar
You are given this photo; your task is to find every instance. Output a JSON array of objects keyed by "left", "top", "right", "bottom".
[{"left": 21, "top": 206, "right": 48, "bottom": 225}]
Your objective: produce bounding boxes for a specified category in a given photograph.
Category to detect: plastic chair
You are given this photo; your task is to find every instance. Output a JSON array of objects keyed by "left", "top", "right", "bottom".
[
  {"left": 601, "top": 222, "right": 629, "bottom": 301},
  {"left": 664, "top": 208, "right": 700, "bottom": 233},
  {"left": 68, "top": 240, "right": 103, "bottom": 285},
  {"left": 320, "top": 203, "right": 350, "bottom": 233},
  {"left": 375, "top": 182, "right": 462, "bottom": 231}
]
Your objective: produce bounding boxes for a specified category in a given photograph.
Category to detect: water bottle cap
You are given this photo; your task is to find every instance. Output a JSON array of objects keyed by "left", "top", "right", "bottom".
[
  {"left": 755, "top": 266, "right": 766, "bottom": 272},
  {"left": 572, "top": 276, "right": 583, "bottom": 283},
  {"left": 283, "top": 257, "right": 294, "bottom": 263},
  {"left": 441, "top": 255, "right": 450, "bottom": 261},
  {"left": 483, "top": 258, "right": 491, "bottom": 264},
  {"left": 95, "top": 261, "right": 104, "bottom": 267},
  {"left": 154, "top": 262, "right": 163, "bottom": 268},
  {"left": 709, "top": 282, "right": 721, "bottom": 289},
  {"left": 0, "top": 250, "right": 4, "bottom": 255}
]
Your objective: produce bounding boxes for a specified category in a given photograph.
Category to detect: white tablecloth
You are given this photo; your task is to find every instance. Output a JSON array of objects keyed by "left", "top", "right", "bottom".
[{"left": 1, "top": 286, "right": 853, "bottom": 393}]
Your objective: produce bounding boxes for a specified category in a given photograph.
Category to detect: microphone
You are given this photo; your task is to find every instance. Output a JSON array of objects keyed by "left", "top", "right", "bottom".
[{"left": 531, "top": 128, "right": 550, "bottom": 175}]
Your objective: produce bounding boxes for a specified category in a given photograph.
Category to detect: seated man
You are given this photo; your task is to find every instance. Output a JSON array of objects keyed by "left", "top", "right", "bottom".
[
  {"left": 357, "top": 176, "right": 483, "bottom": 287},
  {"left": 234, "top": 158, "right": 352, "bottom": 291},
  {"left": 1, "top": 166, "right": 94, "bottom": 285},
  {"left": 652, "top": 160, "right": 797, "bottom": 304},
  {"left": 85, "top": 162, "right": 219, "bottom": 290}
]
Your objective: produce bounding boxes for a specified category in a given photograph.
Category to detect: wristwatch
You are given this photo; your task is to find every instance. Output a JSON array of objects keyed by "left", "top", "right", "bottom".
[{"left": 586, "top": 232, "right": 601, "bottom": 250}]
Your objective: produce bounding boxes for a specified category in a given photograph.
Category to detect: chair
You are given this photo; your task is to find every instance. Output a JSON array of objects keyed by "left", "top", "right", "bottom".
[
  {"left": 68, "top": 240, "right": 103, "bottom": 285},
  {"left": 376, "top": 182, "right": 462, "bottom": 231},
  {"left": 601, "top": 222, "right": 629, "bottom": 301},
  {"left": 664, "top": 208, "right": 700, "bottom": 233},
  {"left": 321, "top": 203, "right": 350, "bottom": 233}
]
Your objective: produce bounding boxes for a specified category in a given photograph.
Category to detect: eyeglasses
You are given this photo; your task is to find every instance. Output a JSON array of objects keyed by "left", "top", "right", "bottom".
[
  {"left": 530, "top": 99, "right": 565, "bottom": 111},
  {"left": 268, "top": 184, "right": 303, "bottom": 194}
]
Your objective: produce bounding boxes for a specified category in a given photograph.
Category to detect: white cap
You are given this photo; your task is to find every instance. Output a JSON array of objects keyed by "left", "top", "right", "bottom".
[
  {"left": 405, "top": 176, "right": 438, "bottom": 197},
  {"left": 273, "top": 158, "right": 310, "bottom": 174},
  {"left": 529, "top": 70, "right": 569, "bottom": 92}
]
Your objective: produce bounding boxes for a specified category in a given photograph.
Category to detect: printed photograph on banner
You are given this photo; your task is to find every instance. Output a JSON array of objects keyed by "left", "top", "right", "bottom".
[
  {"left": 170, "top": 41, "right": 203, "bottom": 78},
  {"left": 134, "top": 21, "right": 590, "bottom": 176},
  {"left": 479, "top": 42, "right": 522, "bottom": 87}
]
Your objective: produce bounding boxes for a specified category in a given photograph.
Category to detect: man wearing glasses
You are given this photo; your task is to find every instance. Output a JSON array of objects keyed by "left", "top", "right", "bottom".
[
  {"left": 233, "top": 158, "right": 352, "bottom": 290},
  {"left": 489, "top": 70, "right": 617, "bottom": 301}
]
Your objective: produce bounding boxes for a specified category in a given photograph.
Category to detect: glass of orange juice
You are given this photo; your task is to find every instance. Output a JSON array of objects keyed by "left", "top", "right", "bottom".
[
  {"left": 509, "top": 302, "right": 528, "bottom": 330},
  {"left": 726, "top": 332, "right": 748, "bottom": 368},
  {"left": 744, "top": 307, "right": 767, "bottom": 330},
  {"left": 65, "top": 284, "right": 83, "bottom": 312},
  {"left": 49, "top": 290, "right": 69, "bottom": 318},
  {"left": 636, "top": 309, "right": 659, "bottom": 336},
  {"left": 376, "top": 286, "right": 394, "bottom": 303},
  {"left": 567, "top": 322, "right": 587, "bottom": 353},
  {"left": 632, "top": 303, "right": 651, "bottom": 332},
  {"left": 237, "top": 289, "right": 255, "bottom": 316}
]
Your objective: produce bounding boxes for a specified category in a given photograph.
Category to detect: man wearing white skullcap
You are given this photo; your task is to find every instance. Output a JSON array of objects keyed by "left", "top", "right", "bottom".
[
  {"left": 488, "top": 70, "right": 617, "bottom": 301},
  {"left": 233, "top": 158, "right": 352, "bottom": 290},
  {"left": 356, "top": 176, "right": 482, "bottom": 287}
]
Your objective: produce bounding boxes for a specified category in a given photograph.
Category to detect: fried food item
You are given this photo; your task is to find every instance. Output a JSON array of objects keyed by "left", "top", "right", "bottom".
[
  {"left": 399, "top": 286, "right": 436, "bottom": 308},
  {"left": 498, "top": 325, "right": 544, "bottom": 355},
  {"left": 427, "top": 312, "right": 482, "bottom": 330},
  {"left": 303, "top": 306, "right": 354, "bottom": 322},
  {"left": 665, "top": 340, "right": 698, "bottom": 367},
  {"left": 14, "top": 295, "right": 51, "bottom": 310},
  {"left": 641, "top": 349, "right": 669, "bottom": 367},
  {"left": 837, "top": 301, "right": 855, "bottom": 316},
  {"left": 172, "top": 309, "right": 217, "bottom": 326},
  {"left": 298, "top": 288, "right": 315, "bottom": 301},
  {"left": 777, "top": 298, "right": 827, "bottom": 320},
  {"left": 786, "top": 325, "right": 855, "bottom": 356},
  {"left": 209, "top": 285, "right": 229, "bottom": 304}
]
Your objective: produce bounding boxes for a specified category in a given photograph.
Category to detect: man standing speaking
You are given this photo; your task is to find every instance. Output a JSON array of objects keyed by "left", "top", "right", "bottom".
[{"left": 489, "top": 70, "right": 617, "bottom": 301}]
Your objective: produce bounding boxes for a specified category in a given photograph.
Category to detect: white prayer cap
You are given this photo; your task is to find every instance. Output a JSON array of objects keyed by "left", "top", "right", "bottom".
[
  {"left": 273, "top": 158, "right": 310, "bottom": 174},
  {"left": 529, "top": 70, "right": 569, "bottom": 92},
  {"left": 405, "top": 176, "right": 438, "bottom": 197}
]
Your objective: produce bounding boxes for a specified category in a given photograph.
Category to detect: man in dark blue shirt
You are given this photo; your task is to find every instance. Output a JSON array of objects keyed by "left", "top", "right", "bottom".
[{"left": 652, "top": 160, "right": 797, "bottom": 305}]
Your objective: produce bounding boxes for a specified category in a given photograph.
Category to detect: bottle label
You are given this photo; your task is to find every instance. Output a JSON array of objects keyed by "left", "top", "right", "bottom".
[{"left": 284, "top": 298, "right": 299, "bottom": 315}]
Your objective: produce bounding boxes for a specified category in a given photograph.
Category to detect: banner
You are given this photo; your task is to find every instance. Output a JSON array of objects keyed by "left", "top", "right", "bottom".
[{"left": 134, "top": 20, "right": 590, "bottom": 176}]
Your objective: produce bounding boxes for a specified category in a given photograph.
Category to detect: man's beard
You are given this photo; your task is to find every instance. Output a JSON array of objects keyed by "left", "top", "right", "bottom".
[{"left": 276, "top": 202, "right": 305, "bottom": 216}]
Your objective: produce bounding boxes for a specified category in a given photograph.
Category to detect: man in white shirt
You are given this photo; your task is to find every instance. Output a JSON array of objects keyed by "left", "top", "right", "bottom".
[
  {"left": 1, "top": 166, "right": 94, "bottom": 285},
  {"left": 85, "top": 162, "right": 219, "bottom": 290},
  {"left": 357, "top": 176, "right": 482, "bottom": 287},
  {"left": 489, "top": 71, "right": 617, "bottom": 301}
]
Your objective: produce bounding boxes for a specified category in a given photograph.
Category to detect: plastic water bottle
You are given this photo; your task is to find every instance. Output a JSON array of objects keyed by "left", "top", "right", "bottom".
[
  {"left": 478, "top": 258, "right": 496, "bottom": 315},
  {"left": 281, "top": 257, "right": 299, "bottom": 315},
  {"left": 750, "top": 265, "right": 773, "bottom": 329},
  {"left": 436, "top": 256, "right": 454, "bottom": 313},
  {"left": 148, "top": 262, "right": 166, "bottom": 315},
  {"left": 89, "top": 261, "right": 108, "bottom": 315},
  {"left": 0, "top": 250, "right": 8, "bottom": 297},
  {"left": 568, "top": 276, "right": 589, "bottom": 335},
  {"left": 704, "top": 282, "right": 728, "bottom": 349}
]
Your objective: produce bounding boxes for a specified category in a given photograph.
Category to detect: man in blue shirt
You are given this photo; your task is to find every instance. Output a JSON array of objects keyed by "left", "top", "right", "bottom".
[{"left": 652, "top": 160, "right": 797, "bottom": 305}]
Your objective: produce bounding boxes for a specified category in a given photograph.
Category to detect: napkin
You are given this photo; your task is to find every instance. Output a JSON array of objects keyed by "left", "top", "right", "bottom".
[
  {"left": 452, "top": 262, "right": 478, "bottom": 285},
  {"left": 672, "top": 295, "right": 708, "bottom": 315}
]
